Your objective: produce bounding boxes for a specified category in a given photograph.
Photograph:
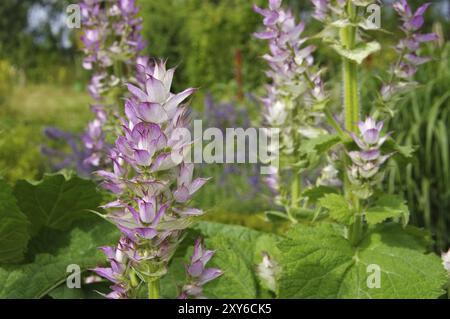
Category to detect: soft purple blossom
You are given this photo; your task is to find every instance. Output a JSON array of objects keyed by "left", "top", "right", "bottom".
[
  {"left": 254, "top": 0, "right": 327, "bottom": 196},
  {"left": 80, "top": 0, "right": 146, "bottom": 169},
  {"left": 93, "top": 237, "right": 136, "bottom": 299},
  {"left": 178, "top": 239, "right": 223, "bottom": 299},
  {"left": 382, "top": 1, "right": 437, "bottom": 101},
  {"left": 348, "top": 117, "right": 393, "bottom": 196},
  {"left": 95, "top": 61, "right": 217, "bottom": 297}
]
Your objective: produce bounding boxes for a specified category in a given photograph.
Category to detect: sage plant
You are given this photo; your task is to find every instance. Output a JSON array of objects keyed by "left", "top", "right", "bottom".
[
  {"left": 255, "top": 0, "right": 437, "bottom": 240},
  {"left": 254, "top": 0, "right": 328, "bottom": 221},
  {"left": 251, "top": 0, "right": 446, "bottom": 299},
  {"left": 93, "top": 60, "right": 218, "bottom": 298},
  {"left": 379, "top": 0, "right": 437, "bottom": 115},
  {"left": 80, "top": 0, "right": 145, "bottom": 168}
]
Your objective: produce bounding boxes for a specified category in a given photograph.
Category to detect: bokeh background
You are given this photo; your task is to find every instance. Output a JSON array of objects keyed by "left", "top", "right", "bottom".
[{"left": 0, "top": 0, "right": 449, "bottom": 251}]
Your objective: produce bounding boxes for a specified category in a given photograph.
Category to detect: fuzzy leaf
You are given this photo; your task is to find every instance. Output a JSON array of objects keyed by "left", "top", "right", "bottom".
[
  {"left": 0, "top": 220, "right": 119, "bottom": 298},
  {"left": 299, "top": 134, "right": 341, "bottom": 168},
  {"left": 365, "top": 195, "right": 410, "bottom": 226},
  {"left": 193, "top": 222, "right": 281, "bottom": 298},
  {"left": 319, "top": 194, "right": 353, "bottom": 225},
  {"left": 0, "top": 179, "right": 30, "bottom": 263},
  {"left": 277, "top": 223, "right": 446, "bottom": 298},
  {"left": 302, "top": 186, "right": 339, "bottom": 203},
  {"left": 331, "top": 41, "right": 381, "bottom": 64},
  {"left": 13, "top": 173, "right": 103, "bottom": 235}
]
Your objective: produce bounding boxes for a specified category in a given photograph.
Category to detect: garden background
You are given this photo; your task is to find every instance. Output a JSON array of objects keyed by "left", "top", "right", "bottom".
[{"left": 0, "top": 0, "right": 449, "bottom": 298}]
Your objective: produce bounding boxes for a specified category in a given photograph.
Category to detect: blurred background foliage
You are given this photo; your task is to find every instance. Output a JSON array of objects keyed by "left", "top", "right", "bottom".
[{"left": 0, "top": 0, "right": 449, "bottom": 249}]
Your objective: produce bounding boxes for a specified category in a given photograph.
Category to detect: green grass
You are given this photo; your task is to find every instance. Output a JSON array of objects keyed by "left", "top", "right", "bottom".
[{"left": 0, "top": 84, "right": 91, "bottom": 183}]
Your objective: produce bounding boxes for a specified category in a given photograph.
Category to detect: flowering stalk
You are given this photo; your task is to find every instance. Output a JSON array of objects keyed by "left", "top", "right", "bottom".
[
  {"left": 80, "top": 0, "right": 145, "bottom": 169},
  {"left": 348, "top": 117, "right": 392, "bottom": 199},
  {"left": 93, "top": 60, "right": 216, "bottom": 299},
  {"left": 254, "top": 0, "right": 328, "bottom": 220},
  {"left": 379, "top": 1, "right": 437, "bottom": 115},
  {"left": 178, "top": 239, "right": 223, "bottom": 299}
]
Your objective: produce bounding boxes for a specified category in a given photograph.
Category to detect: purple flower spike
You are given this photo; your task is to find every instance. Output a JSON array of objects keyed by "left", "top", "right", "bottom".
[
  {"left": 347, "top": 117, "right": 393, "bottom": 198},
  {"left": 383, "top": 1, "right": 436, "bottom": 102},
  {"left": 78, "top": 0, "right": 146, "bottom": 169},
  {"left": 94, "top": 57, "right": 212, "bottom": 297},
  {"left": 254, "top": 0, "right": 328, "bottom": 194}
]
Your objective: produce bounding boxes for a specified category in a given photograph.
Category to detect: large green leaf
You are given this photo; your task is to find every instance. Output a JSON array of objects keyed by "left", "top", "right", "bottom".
[
  {"left": 0, "top": 178, "right": 30, "bottom": 263},
  {"left": 159, "top": 222, "right": 281, "bottom": 298},
  {"left": 193, "top": 222, "right": 281, "bottom": 298},
  {"left": 202, "top": 234, "right": 258, "bottom": 298},
  {"left": 277, "top": 223, "right": 447, "bottom": 298},
  {"left": 13, "top": 173, "right": 103, "bottom": 235},
  {"left": 0, "top": 220, "right": 119, "bottom": 298}
]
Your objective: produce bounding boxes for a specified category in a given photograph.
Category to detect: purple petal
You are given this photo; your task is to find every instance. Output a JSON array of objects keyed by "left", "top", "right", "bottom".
[
  {"left": 135, "top": 227, "right": 157, "bottom": 239},
  {"left": 136, "top": 102, "right": 168, "bottom": 123},
  {"left": 415, "top": 33, "right": 438, "bottom": 42},
  {"left": 173, "top": 185, "right": 190, "bottom": 203},
  {"left": 198, "top": 268, "right": 223, "bottom": 285},
  {"left": 134, "top": 149, "right": 151, "bottom": 166},
  {"left": 188, "top": 178, "right": 209, "bottom": 195},
  {"left": 362, "top": 128, "right": 380, "bottom": 145},
  {"left": 145, "top": 75, "right": 167, "bottom": 103},
  {"left": 350, "top": 132, "right": 367, "bottom": 150},
  {"left": 92, "top": 267, "right": 116, "bottom": 282},
  {"left": 188, "top": 260, "right": 204, "bottom": 277},
  {"left": 99, "top": 246, "right": 115, "bottom": 259},
  {"left": 165, "top": 88, "right": 196, "bottom": 117},
  {"left": 127, "top": 83, "right": 148, "bottom": 101},
  {"left": 360, "top": 149, "right": 380, "bottom": 161}
]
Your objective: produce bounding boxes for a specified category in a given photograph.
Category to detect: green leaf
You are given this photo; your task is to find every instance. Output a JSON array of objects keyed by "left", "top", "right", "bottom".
[
  {"left": 298, "top": 134, "right": 341, "bottom": 168},
  {"left": 0, "top": 220, "right": 119, "bottom": 298},
  {"left": 365, "top": 195, "right": 410, "bottom": 226},
  {"left": 319, "top": 194, "right": 353, "bottom": 225},
  {"left": 277, "top": 223, "right": 447, "bottom": 298},
  {"left": 0, "top": 178, "right": 30, "bottom": 263},
  {"left": 13, "top": 173, "right": 103, "bottom": 235},
  {"left": 302, "top": 186, "right": 338, "bottom": 203},
  {"left": 48, "top": 282, "right": 110, "bottom": 299},
  {"left": 193, "top": 222, "right": 281, "bottom": 298},
  {"left": 382, "top": 138, "right": 416, "bottom": 160},
  {"left": 202, "top": 234, "right": 258, "bottom": 298},
  {"left": 331, "top": 41, "right": 381, "bottom": 64}
]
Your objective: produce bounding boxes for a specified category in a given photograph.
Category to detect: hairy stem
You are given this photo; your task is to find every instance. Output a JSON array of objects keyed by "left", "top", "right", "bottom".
[
  {"left": 341, "top": 1, "right": 363, "bottom": 245},
  {"left": 148, "top": 279, "right": 160, "bottom": 299}
]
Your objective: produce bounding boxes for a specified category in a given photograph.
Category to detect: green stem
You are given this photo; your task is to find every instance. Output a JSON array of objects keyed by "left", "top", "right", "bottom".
[
  {"left": 291, "top": 173, "right": 301, "bottom": 208},
  {"left": 148, "top": 279, "right": 160, "bottom": 299},
  {"left": 341, "top": 1, "right": 363, "bottom": 245},
  {"left": 341, "top": 2, "right": 359, "bottom": 132}
]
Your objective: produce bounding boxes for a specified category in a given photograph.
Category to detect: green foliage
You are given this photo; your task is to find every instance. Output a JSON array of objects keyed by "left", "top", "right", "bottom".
[
  {"left": 0, "top": 179, "right": 29, "bottom": 264},
  {"left": 277, "top": 223, "right": 447, "bottom": 299},
  {"left": 0, "top": 221, "right": 118, "bottom": 298},
  {"left": 196, "top": 222, "right": 280, "bottom": 299},
  {"left": 13, "top": 173, "right": 103, "bottom": 235},
  {"left": 365, "top": 194, "right": 409, "bottom": 226},
  {"left": 0, "top": 172, "right": 118, "bottom": 298},
  {"left": 140, "top": 0, "right": 267, "bottom": 98},
  {"left": 331, "top": 41, "right": 381, "bottom": 64},
  {"left": 319, "top": 194, "right": 353, "bottom": 225},
  {"left": 160, "top": 221, "right": 281, "bottom": 299},
  {"left": 298, "top": 134, "right": 341, "bottom": 168},
  {"left": 383, "top": 43, "right": 450, "bottom": 250}
]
